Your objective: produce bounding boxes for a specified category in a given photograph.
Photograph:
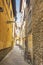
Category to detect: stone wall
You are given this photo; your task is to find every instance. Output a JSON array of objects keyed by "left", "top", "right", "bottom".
[{"left": 32, "top": 0, "right": 43, "bottom": 65}]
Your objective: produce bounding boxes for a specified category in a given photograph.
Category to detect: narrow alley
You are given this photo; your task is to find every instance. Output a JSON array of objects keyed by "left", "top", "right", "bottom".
[
  {"left": 0, "top": 0, "right": 43, "bottom": 65},
  {"left": 0, "top": 46, "right": 31, "bottom": 65}
]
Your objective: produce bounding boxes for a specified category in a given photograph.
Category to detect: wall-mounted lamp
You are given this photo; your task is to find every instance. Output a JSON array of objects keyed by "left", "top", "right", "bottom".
[
  {"left": 0, "top": 7, "right": 3, "bottom": 12},
  {"left": 7, "top": 21, "right": 15, "bottom": 24}
]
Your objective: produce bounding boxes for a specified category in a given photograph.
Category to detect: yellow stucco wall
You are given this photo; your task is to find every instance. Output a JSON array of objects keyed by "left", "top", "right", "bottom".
[
  {"left": 28, "top": 33, "right": 32, "bottom": 49},
  {"left": 0, "top": 0, "right": 14, "bottom": 50},
  {"left": 28, "top": 33, "right": 33, "bottom": 60}
]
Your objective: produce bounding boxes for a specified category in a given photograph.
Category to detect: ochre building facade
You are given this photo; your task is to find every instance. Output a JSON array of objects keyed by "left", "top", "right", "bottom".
[{"left": 0, "top": 0, "right": 16, "bottom": 61}]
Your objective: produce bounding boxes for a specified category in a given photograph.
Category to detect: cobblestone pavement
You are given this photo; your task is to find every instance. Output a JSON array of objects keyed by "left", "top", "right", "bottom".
[{"left": 0, "top": 46, "right": 31, "bottom": 65}]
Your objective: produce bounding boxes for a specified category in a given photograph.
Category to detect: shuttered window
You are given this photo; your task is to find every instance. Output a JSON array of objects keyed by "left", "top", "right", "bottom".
[{"left": 6, "top": 0, "right": 10, "bottom": 8}]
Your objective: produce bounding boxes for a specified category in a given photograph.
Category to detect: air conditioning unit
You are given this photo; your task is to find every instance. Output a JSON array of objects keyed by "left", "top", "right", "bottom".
[{"left": 0, "top": 7, "right": 3, "bottom": 12}]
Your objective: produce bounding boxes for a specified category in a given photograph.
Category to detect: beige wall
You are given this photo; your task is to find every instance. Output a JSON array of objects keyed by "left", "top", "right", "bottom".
[{"left": 28, "top": 33, "right": 33, "bottom": 61}]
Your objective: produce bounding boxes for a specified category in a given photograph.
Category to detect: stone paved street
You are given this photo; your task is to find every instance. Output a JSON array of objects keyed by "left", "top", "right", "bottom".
[{"left": 0, "top": 46, "right": 31, "bottom": 65}]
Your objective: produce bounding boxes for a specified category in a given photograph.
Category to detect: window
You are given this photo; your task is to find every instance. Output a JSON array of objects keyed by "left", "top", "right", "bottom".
[
  {"left": 6, "top": 0, "right": 10, "bottom": 8},
  {"left": 28, "top": 10, "right": 31, "bottom": 21},
  {"left": 0, "top": 7, "right": 3, "bottom": 12},
  {"left": 26, "top": 0, "right": 30, "bottom": 7},
  {"left": 10, "top": 10, "right": 12, "bottom": 18},
  {"left": 6, "top": 0, "right": 8, "bottom": 5},
  {"left": 2, "top": 0, "right": 4, "bottom": 5}
]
